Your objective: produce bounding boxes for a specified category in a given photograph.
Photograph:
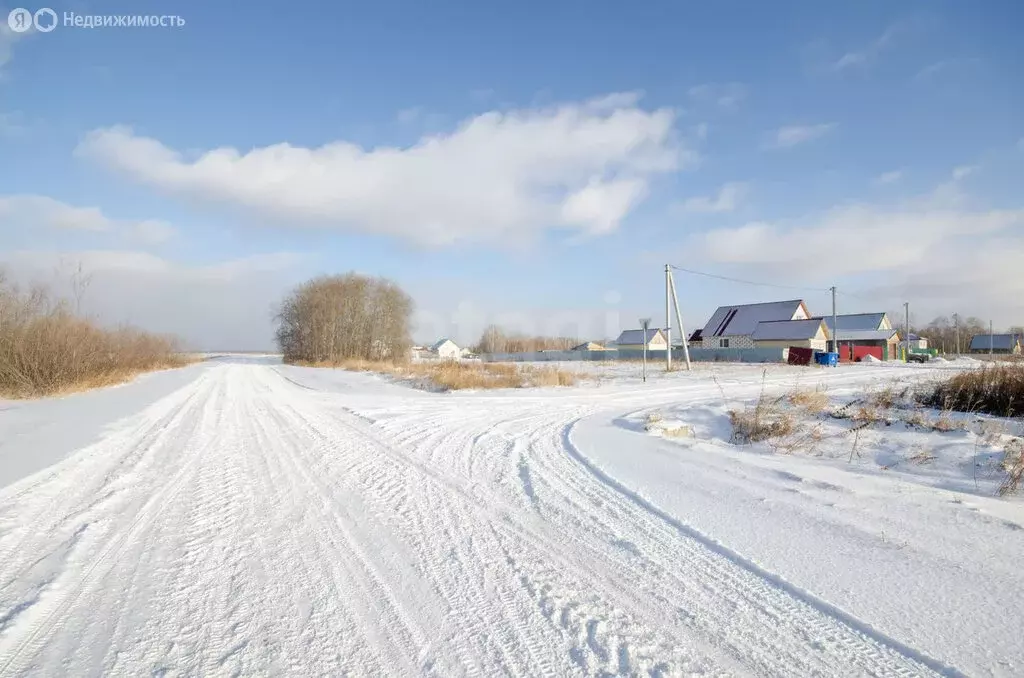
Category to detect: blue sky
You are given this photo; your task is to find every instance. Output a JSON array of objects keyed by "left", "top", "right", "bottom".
[{"left": 2, "top": 0, "right": 1022, "bottom": 349}]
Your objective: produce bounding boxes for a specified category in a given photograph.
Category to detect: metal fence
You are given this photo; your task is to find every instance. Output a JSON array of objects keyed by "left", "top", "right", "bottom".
[{"left": 482, "top": 347, "right": 787, "bottom": 364}]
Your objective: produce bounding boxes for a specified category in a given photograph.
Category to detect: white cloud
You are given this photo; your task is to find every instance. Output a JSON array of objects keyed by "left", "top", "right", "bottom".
[
  {"left": 832, "top": 21, "right": 907, "bottom": 71},
  {"left": 77, "top": 93, "right": 690, "bottom": 247},
  {"left": 765, "top": 123, "right": 835, "bottom": 149},
  {"left": 694, "top": 123, "right": 709, "bottom": 140},
  {"left": 687, "top": 83, "right": 746, "bottom": 111},
  {"left": 677, "top": 182, "right": 746, "bottom": 214},
  {"left": 875, "top": 170, "right": 903, "bottom": 185},
  {"left": 914, "top": 58, "right": 982, "bottom": 82},
  {"left": 952, "top": 164, "right": 978, "bottom": 180},
  {"left": 0, "top": 194, "right": 177, "bottom": 243},
  {"left": 687, "top": 182, "right": 1024, "bottom": 326},
  {"left": 396, "top": 106, "right": 422, "bottom": 124}
]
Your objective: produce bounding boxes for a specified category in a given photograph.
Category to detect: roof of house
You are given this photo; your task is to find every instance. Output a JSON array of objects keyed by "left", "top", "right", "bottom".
[
  {"left": 812, "top": 313, "right": 888, "bottom": 332},
  {"left": 571, "top": 341, "right": 608, "bottom": 351},
  {"left": 615, "top": 328, "right": 664, "bottom": 345},
  {"left": 969, "top": 334, "right": 1021, "bottom": 350},
  {"left": 688, "top": 328, "right": 704, "bottom": 342},
  {"left": 701, "top": 300, "right": 807, "bottom": 338},
  {"left": 430, "top": 338, "right": 458, "bottom": 351},
  {"left": 751, "top": 319, "right": 827, "bottom": 341},
  {"left": 834, "top": 329, "right": 899, "bottom": 342}
]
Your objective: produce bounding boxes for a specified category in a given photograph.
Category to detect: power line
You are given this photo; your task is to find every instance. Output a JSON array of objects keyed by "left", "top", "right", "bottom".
[{"left": 669, "top": 264, "right": 831, "bottom": 293}]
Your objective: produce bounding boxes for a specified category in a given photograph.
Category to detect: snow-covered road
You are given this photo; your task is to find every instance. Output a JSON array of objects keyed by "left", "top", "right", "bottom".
[{"left": 0, "top": 357, "right": 1018, "bottom": 676}]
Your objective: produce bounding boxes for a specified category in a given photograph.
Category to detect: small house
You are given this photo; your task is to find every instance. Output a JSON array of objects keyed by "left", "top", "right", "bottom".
[
  {"left": 430, "top": 338, "right": 462, "bottom": 360},
  {"left": 750, "top": 318, "right": 830, "bottom": 351},
  {"left": 969, "top": 334, "right": 1023, "bottom": 355},
  {"left": 570, "top": 341, "right": 609, "bottom": 352},
  {"left": 906, "top": 333, "right": 929, "bottom": 350},
  {"left": 615, "top": 328, "right": 668, "bottom": 351},
  {"left": 698, "top": 299, "right": 811, "bottom": 349}
]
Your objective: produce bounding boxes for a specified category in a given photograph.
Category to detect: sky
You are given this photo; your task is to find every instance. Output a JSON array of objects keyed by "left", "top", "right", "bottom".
[{"left": 1, "top": 0, "right": 1022, "bottom": 350}]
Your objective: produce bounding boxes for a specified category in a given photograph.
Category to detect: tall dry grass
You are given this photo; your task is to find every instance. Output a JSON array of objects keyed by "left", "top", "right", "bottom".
[
  {"left": 921, "top": 365, "right": 1024, "bottom": 417},
  {"left": 295, "top": 358, "right": 579, "bottom": 391},
  {"left": 0, "top": 276, "right": 191, "bottom": 398}
]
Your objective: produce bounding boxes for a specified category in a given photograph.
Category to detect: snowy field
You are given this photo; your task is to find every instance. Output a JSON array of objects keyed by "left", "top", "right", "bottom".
[{"left": 0, "top": 355, "right": 1021, "bottom": 676}]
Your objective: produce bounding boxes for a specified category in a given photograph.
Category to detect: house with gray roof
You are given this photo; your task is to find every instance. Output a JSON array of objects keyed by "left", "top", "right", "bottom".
[
  {"left": 813, "top": 312, "right": 892, "bottom": 333},
  {"left": 615, "top": 328, "right": 668, "bottom": 350},
  {"left": 969, "top": 334, "right": 1022, "bottom": 355},
  {"left": 751, "top": 318, "right": 830, "bottom": 351},
  {"left": 810, "top": 312, "right": 900, "bottom": 359},
  {"left": 697, "top": 299, "right": 811, "bottom": 349}
]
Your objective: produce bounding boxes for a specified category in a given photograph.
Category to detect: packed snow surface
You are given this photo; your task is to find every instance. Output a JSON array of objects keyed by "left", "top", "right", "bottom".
[{"left": 0, "top": 355, "right": 1021, "bottom": 677}]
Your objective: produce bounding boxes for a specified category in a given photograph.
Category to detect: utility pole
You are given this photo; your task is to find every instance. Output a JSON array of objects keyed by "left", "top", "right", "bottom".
[
  {"left": 665, "top": 264, "right": 672, "bottom": 371},
  {"left": 830, "top": 286, "right": 838, "bottom": 355},
  {"left": 904, "top": 302, "right": 911, "bottom": 360},
  {"left": 954, "top": 313, "right": 960, "bottom": 355},
  {"left": 990, "top": 320, "right": 994, "bottom": 356},
  {"left": 668, "top": 269, "right": 692, "bottom": 371},
  {"left": 640, "top": 317, "right": 651, "bottom": 383}
]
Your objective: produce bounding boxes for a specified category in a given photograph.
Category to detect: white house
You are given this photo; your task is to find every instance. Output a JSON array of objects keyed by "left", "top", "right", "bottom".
[
  {"left": 614, "top": 328, "right": 668, "bottom": 350},
  {"left": 430, "top": 338, "right": 462, "bottom": 360},
  {"left": 692, "top": 299, "right": 810, "bottom": 349}
]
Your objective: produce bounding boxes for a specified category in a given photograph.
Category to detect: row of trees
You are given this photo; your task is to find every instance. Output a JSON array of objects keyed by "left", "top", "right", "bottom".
[
  {"left": 910, "top": 314, "right": 1024, "bottom": 353},
  {"left": 276, "top": 274, "right": 413, "bottom": 364},
  {"left": 471, "top": 325, "right": 579, "bottom": 354}
]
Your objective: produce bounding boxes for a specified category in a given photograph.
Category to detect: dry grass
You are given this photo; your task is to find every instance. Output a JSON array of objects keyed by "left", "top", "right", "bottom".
[
  {"left": 999, "top": 438, "right": 1024, "bottom": 496},
  {"left": 908, "top": 449, "right": 937, "bottom": 465},
  {"left": 871, "top": 387, "right": 898, "bottom": 410},
  {"left": 851, "top": 404, "right": 885, "bottom": 424},
  {"left": 921, "top": 365, "right": 1024, "bottom": 417},
  {"left": 788, "top": 388, "right": 830, "bottom": 414},
  {"left": 729, "top": 407, "right": 795, "bottom": 443},
  {"left": 931, "top": 411, "right": 967, "bottom": 432},
  {"left": 294, "top": 358, "right": 580, "bottom": 391},
  {"left": 0, "top": 276, "right": 192, "bottom": 398}
]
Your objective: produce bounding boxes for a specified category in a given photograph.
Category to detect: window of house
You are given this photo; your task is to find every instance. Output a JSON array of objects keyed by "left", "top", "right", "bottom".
[{"left": 720, "top": 338, "right": 730, "bottom": 348}]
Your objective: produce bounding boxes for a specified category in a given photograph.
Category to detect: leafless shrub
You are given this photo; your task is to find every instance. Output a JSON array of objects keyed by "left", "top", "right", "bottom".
[
  {"left": 871, "top": 387, "right": 898, "bottom": 410},
  {"left": 276, "top": 273, "right": 413, "bottom": 364},
  {"left": 999, "top": 438, "right": 1024, "bottom": 496},
  {"left": 0, "top": 274, "right": 191, "bottom": 398}
]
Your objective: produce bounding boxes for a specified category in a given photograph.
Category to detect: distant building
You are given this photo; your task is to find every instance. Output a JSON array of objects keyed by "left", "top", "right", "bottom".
[
  {"left": 697, "top": 299, "right": 811, "bottom": 349},
  {"left": 570, "top": 341, "right": 610, "bottom": 352},
  {"left": 751, "top": 319, "right": 830, "bottom": 351},
  {"left": 615, "top": 328, "right": 668, "bottom": 351},
  {"left": 430, "top": 338, "right": 462, "bottom": 360},
  {"left": 969, "top": 334, "right": 1023, "bottom": 355},
  {"left": 811, "top": 312, "right": 900, "bottom": 360},
  {"left": 906, "top": 333, "right": 929, "bottom": 350}
]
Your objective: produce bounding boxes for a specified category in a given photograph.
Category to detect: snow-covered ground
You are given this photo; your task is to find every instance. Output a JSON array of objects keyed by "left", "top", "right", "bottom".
[{"left": 0, "top": 355, "right": 1021, "bottom": 676}]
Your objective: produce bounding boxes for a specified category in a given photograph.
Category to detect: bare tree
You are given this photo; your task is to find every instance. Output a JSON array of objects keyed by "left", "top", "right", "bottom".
[
  {"left": 471, "top": 325, "right": 578, "bottom": 354},
  {"left": 275, "top": 273, "right": 413, "bottom": 364}
]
